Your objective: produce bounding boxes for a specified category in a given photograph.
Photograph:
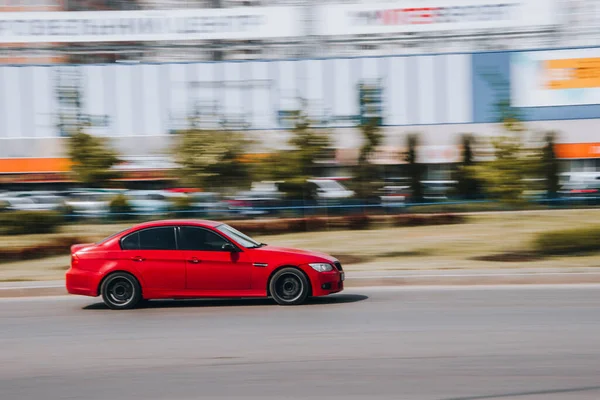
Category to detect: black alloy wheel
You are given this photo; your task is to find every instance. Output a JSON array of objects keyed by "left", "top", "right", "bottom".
[
  {"left": 101, "top": 272, "right": 142, "bottom": 310},
  {"left": 269, "top": 268, "right": 310, "bottom": 305}
]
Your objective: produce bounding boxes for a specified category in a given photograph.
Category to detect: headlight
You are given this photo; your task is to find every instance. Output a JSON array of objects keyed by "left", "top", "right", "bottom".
[{"left": 309, "top": 263, "right": 334, "bottom": 272}]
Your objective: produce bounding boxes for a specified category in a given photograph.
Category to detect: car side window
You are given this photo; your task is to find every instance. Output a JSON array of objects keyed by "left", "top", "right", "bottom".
[
  {"left": 139, "top": 227, "right": 177, "bottom": 250},
  {"left": 179, "top": 227, "right": 230, "bottom": 251},
  {"left": 121, "top": 232, "right": 140, "bottom": 250}
]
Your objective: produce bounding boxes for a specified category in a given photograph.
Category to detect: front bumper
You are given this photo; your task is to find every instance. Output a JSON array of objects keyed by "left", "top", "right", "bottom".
[{"left": 309, "top": 269, "right": 344, "bottom": 297}]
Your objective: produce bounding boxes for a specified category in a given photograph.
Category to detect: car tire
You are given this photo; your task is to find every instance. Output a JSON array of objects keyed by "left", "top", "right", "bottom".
[
  {"left": 100, "top": 272, "right": 142, "bottom": 310},
  {"left": 269, "top": 268, "right": 310, "bottom": 306}
]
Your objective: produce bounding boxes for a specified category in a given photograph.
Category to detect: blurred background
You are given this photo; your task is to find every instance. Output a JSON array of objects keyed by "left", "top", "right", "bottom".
[{"left": 0, "top": 0, "right": 600, "bottom": 219}]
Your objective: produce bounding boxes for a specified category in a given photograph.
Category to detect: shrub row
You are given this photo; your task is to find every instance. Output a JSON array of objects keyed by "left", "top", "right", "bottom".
[
  {"left": 392, "top": 213, "right": 465, "bottom": 227},
  {"left": 225, "top": 213, "right": 466, "bottom": 235},
  {"left": 0, "top": 211, "right": 64, "bottom": 235},
  {"left": 0, "top": 236, "right": 84, "bottom": 262},
  {"left": 533, "top": 226, "right": 600, "bottom": 256}
]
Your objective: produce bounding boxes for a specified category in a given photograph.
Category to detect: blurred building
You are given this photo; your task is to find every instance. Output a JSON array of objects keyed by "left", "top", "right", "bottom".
[{"left": 0, "top": 0, "right": 599, "bottom": 185}]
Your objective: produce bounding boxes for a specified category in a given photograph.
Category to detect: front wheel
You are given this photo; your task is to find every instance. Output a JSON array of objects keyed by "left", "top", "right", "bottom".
[
  {"left": 100, "top": 272, "right": 142, "bottom": 310},
  {"left": 269, "top": 268, "right": 310, "bottom": 306}
]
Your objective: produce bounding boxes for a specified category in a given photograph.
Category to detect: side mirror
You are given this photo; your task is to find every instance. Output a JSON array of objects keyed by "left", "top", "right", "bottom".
[{"left": 222, "top": 243, "right": 237, "bottom": 252}]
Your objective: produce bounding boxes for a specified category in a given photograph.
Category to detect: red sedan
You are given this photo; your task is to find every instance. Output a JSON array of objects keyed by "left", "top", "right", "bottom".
[{"left": 66, "top": 220, "right": 344, "bottom": 309}]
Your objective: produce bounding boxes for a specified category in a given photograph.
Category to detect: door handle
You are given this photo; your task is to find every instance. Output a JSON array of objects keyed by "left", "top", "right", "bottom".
[
  {"left": 187, "top": 258, "right": 200, "bottom": 264},
  {"left": 131, "top": 256, "right": 145, "bottom": 262}
]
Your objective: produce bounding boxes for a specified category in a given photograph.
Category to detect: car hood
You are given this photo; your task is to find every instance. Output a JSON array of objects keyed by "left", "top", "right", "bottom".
[{"left": 251, "top": 245, "right": 337, "bottom": 264}]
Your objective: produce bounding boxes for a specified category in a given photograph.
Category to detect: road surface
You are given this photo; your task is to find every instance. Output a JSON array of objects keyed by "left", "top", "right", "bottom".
[{"left": 1, "top": 285, "right": 600, "bottom": 400}]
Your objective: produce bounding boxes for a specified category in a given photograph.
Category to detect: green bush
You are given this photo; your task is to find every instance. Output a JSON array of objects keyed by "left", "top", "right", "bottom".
[
  {"left": 109, "top": 194, "right": 133, "bottom": 220},
  {"left": 0, "top": 236, "right": 83, "bottom": 261},
  {"left": 345, "top": 214, "right": 371, "bottom": 230},
  {"left": 407, "top": 202, "right": 506, "bottom": 214},
  {"left": 0, "top": 211, "right": 63, "bottom": 235},
  {"left": 57, "top": 203, "right": 75, "bottom": 221},
  {"left": 393, "top": 213, "right": 466, "bottom": 227},
  {"left": 169, "top": 196, "right": 194, "bottom": 217},
  {"left": 304, "top": 217, "right": 329, "bottom": 231},
  {"left": 533, "top": 226, "right": 600, "bottom": 255}
]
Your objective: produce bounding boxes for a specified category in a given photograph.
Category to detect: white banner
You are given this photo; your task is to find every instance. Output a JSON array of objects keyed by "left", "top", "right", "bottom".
[
  {"left": 0, "top": 7, "right": 299, "bottom": 43},
  {"left": 511, "top": 48, "right": 600, "bottom": 107},
  {"left": 317, "top": 0, "right": 558, "bottom": 36}
]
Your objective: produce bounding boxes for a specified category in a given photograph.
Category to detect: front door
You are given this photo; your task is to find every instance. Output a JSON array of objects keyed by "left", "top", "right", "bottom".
[{"left": 178, "top": 226, "right": 253, "bottom": 292}]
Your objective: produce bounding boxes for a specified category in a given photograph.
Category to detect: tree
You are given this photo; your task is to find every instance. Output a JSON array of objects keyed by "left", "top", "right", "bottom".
[
  {"left": 469, "top": 69, "right": 540, "bottom": 204},
  {"left": 406, "top": 133, "right": 424, "bottom": 203},
  {"left": 258, "top": 106, "right": 332, "bottom": 199},
  {"left": 350, "top": 80, "right": 386, "bottom": 201},
  {"left": 68, "top": 130, "right": 120, "bottom": 187},
  {"left": 171, "top": 128, "right": 253, "bottom": 191},
  {"left": 282, "top": 108, "right": 331, "bottom": 180},
  {"left": 456, "top": 134, "right": 480, "bottom": 199},
  {"left": 351, "top": 117, "right": 384, "bottom": 199},
  {"left": 542, "top": 131, "right": 560, "bottom": 199},
  {"left": 470, "top": 120, "right": 541, "bottom": 204}
]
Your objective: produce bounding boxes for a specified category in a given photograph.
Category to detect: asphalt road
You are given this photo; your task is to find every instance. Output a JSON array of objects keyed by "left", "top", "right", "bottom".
[{"left": 1, "top": 286, "right": 600, "bottom": 400}]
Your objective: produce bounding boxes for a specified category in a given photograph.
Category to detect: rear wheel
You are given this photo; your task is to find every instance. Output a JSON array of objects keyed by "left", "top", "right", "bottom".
[
  {"left": 100, "top": 272, "right": 142, "bottom": 310},
  {"left": 269, "top": 268, "right": 310, "bottom": 306}
]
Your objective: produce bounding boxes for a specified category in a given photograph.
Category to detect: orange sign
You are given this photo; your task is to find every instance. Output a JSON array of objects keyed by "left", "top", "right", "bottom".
[
  {"left": 555, "top": 143, "right": 600, "bottom": 159},
  {"left": 545, "top": 58, "right": 600, "bottom": 90},
  {"left": 0, "top": 158, "right": 72, "bottom": 174}
]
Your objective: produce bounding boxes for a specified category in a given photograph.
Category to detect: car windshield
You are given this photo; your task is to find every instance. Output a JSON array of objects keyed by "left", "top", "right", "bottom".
[{"left": 216, "top": 224, "right": 262, "bottom": 248}]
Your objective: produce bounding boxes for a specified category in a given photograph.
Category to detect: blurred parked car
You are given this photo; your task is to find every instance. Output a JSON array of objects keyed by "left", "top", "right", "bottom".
[
  {"left": 307, "top": 179, "right": 355, "bottom": 200},
  {"left": 422, "top": 180, "right": 457, "bottom": 201},
  {"left": 64, "top": 192, "right": 112, "bottom": 217},
  {"left": 0, "top": 190, "right": 57, "bottom": 199},
  {"left": 188, "top": 192, "right": 226, "bottom": 216},
  {"left": 0, "top": 195, "right": 66, "bottom": 212},
  {"left": 226, "top": 191, "right": 284, "bottom": 216},
  {"left": 558, "top": 172, "right": 600, "bottom": 201},
  {"left": 125, "top": 190, "right": 187, "bottom": 215},
  {"left": 378, "top": 186, "right": 410, "bottom": 208}
]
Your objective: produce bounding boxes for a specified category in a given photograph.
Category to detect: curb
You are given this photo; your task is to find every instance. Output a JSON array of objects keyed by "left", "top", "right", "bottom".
[
  {"left": 0, "top": 285, "right": 67, "bottom": 298},
  {"left": 344, "top": 273, "right": 600, "bottom": 287},
  {"left": 3, "top": 272, "right": 600, "bottom": 298}
]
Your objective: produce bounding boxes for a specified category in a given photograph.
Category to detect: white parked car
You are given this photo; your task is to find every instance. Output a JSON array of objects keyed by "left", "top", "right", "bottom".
[
  {"left": 64, "top": 192, "right": 112, "bottom": 216},
  {"left": 125, "top": 190, "right": 188, "bottom": 215},
  {"left": 0, "top": 195, "right": 65, "bottom": 212},
  {"left": 307, "top": 179, "right": 355, "bottom": 200}
]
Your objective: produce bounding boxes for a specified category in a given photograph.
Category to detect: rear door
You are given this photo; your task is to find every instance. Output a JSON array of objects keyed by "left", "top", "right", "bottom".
[
  {"left": 178, "top": 226, "right": 253, "bottom": 292},
  {"left": 120, "top": 226, "right": 185, "bottom": 292}
]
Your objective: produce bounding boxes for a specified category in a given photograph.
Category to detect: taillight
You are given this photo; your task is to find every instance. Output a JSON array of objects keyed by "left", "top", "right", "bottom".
[
  {"left": 71, "top": 253, "right": 79, "bottom": 267},
  {"left": 570, "top": 189, "right": 598, "bottom": 194}
]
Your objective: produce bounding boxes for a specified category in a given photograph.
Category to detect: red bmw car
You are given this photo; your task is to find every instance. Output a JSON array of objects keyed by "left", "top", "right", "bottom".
[{"left": 66, "top": 220, "right": 344, "bottom": 309}]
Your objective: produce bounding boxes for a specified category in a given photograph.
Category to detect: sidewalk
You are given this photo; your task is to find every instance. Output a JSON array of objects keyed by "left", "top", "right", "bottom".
[{"left": 3, "top": 267, "right": 600, "bottom": 298}]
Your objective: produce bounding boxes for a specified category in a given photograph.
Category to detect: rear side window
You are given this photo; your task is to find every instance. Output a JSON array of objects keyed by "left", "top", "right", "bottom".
[
  {"left": 179, "top": 227, "right": 229, "bottom": 251},
  {"left": 121, "top": 232, "right": 140, "bottom": 250},
  {"left": 139, "top": 227, "right": 177, "bottom": 250},
  {"left": 120, "top": 227, "right": 177, "bottom": 251}
]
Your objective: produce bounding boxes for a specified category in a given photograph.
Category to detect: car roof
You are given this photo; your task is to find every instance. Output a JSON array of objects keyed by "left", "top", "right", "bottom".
[{"left": 131, "top": 219, "right": 222, "bottom": 230}]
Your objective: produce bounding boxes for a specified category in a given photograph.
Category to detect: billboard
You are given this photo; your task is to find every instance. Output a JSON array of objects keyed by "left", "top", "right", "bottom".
[
  {"left": 0, "top": 54, "right": 473, "bottom": 139},
  {"left": 511, "top": 48, "right": 600, "bottom": 107},
  {"left": 0, "top": 0, "right": 64, "bottom": 12},
  {"left": 0, "top": 7, "right": 299, "bottom": 43},
  {"left": 317, "top": 0, "right": 558, "bottom": 36},
  {"left": 0, "top": 0, "right": 65, "bottom": 64}
]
